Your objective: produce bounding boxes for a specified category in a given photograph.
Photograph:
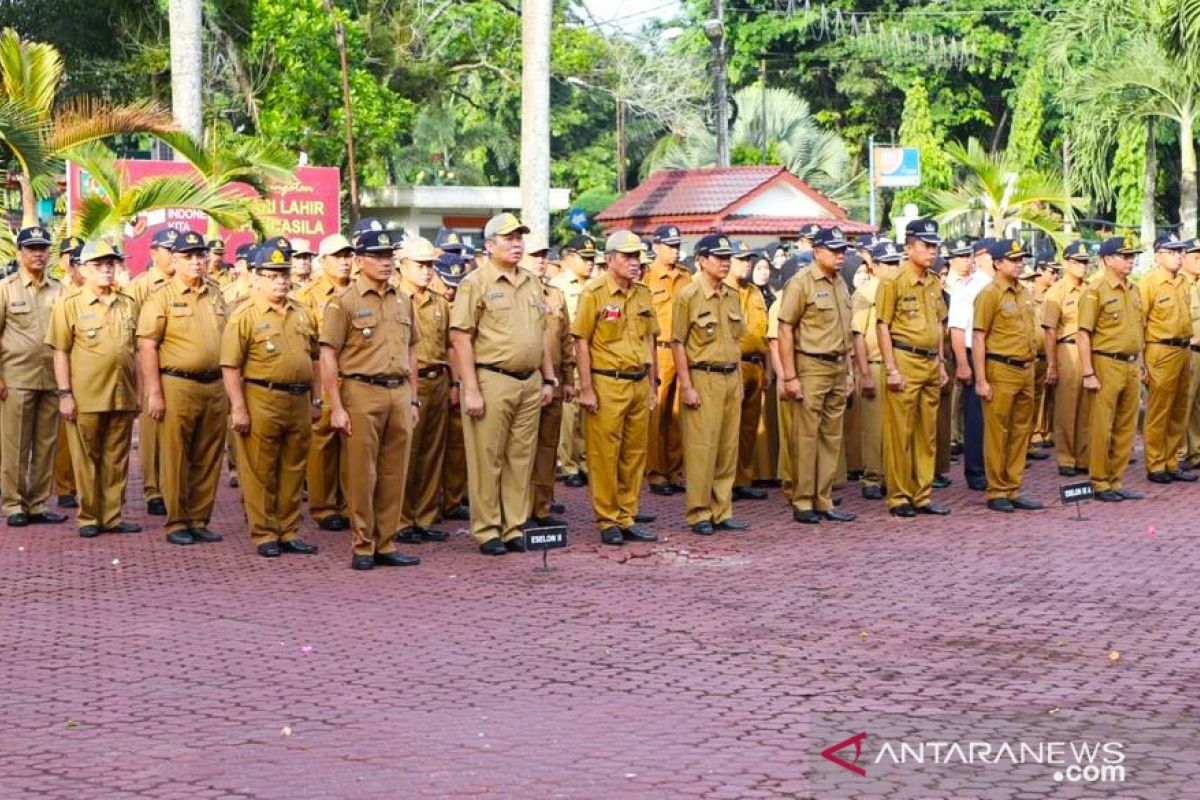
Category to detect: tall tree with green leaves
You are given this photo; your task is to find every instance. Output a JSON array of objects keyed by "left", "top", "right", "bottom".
[
  {"left": 1008, "top": 60, "right": 1047, "bottom": 174},
  {"left": 894, "top": 77, "right": 953, "bottom": 213}
]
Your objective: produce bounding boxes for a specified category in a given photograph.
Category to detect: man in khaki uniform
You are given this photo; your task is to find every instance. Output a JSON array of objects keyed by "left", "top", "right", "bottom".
[
  {"left": 645, "top": 225, "right": 689, "bottom": 495},
  {"left": 766, "top": 298, "right": 795, "bottom": 501},
  {"left": 1042, "top": 241, "right": 1092, "bottom": 476},
  {"left": 450, "top": 213, "right": 555, "bottom": 556},
  {"left": 729, "top": 241, "right": 771, "bottom": 502},
  {"left": 206, "top": 239, "right": 229, "bottom": 287},
  {"left": 852, "top": 240, "right": 901, "bottom": 500},
  {"left": 0, "top": 226, "right": 67, "bottom": 526},
  {"left": 53, "top": 235, "right": 85, "bottom": 509},
  {"left": 137, "top": 230, "right": 230, "bottom": 545},
  {"left": 289, "top": 239, "right": 315, "bottom": 289},
  {"left": 1183, "top": 239, "right": 1200, "bottom": 468},
  {"left": 297, "top": 234, "right": 353, "bottom": 531},
  {"left": 551, "top": 234, "right": 596, "bottom": 487},
  {"left": 572, "top": 231, "right": 659, "bottom": 546},
  {"left": 1078, "top": 235, "right": 1147, "bottom": 502},
  {"left": 778, "top": 227, "right": 856, "bottom": 524},
  {"left": 1139, "top": 233, "right": 1196, "bottom": 483},
  {"left": 222, "top": 241, "right": 322, "bottom": 558},
  {"left": 46, "top": 239, "right": 139, "bottom": 537},
  {"left": 395, "top": 237, "right": 454, "bottom": 544},
  {"left": 1024, "top": 258, "right": 1059, "bottom": 453},
  {"left": 434, "top": 253, "right": 470, "bottom": 521},
  {"left": 875, "top": 219, "right": 951, "bottom": 518},
  {"left": 972, "top": 239, "right": 1044, "bottom": 512},
  {"left": 672, "top": 234, "right": 749, "bottom": 535},
  {"left": 320, "top": 228, "right": 421, "bottom": 571}
]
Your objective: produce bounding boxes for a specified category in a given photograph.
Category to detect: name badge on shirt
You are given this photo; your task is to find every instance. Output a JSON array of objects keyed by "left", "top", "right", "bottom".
[
  {"left": 254, "top": 322, "right": 271, "bottom": 331},
  {"left": 487, "top": 290, "right": 506, "bottom": 301},
  {"left": 815, "top": 290, "right": 831, "bottom": 298},
  {"left": 602, "top": 304, "right": 622, "bottom": 321},
  {"left": 355, "top": 308, "right": 372, "bottom": 317}
]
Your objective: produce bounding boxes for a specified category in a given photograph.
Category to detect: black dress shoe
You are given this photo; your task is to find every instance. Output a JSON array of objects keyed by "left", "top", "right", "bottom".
[
  {"left": 28, "top": 511, "right": 68, "bottom": 525},
  {"left": 818, "top": 508, "right": 857, "bottom": 522},
  {"left": 634, "top": 512, "right": 656, "bottom": 523},
  {"left": 1026, "top": 450, "right": 1050, "bottom": 461},
  {"left": 600, "top": 526, "right": 624, "bottom": 546},
  {"left": 531, "top": 515, "right": 567, "bottom": 527},
  {"left": 915, "top": 503, "right": 951, "bottom": 515},
  {"left": 550, "top": 501, "right": 566, "bottom": 513},
  {"left": 102, "top": 521, "right": 142, "bottom": 534},
  {"left": 732, "top": 486, "right": 768, "bottom": 501},
  {"left": 418, "top": 527, "right": 449, "bottom": 542},
  {"left": 317, "top": 515, "right": 348, "bottom": 531},
  {"left": 396, "top": 527, "right": 423, "bottom": 544},
  {"left": 861, "top": 485, "right": 884, "bottom": 500},
  {"left": 1074, "top": 466, "right": 1089, "bottom": 475},
  {"left": 715, "top": 518, "right": 750, "bottom": 531},
  {"left": 228, "top": 473, "right": 239, "bottom": 488},
  {"left": 846, "top": 470, "right": 864, "bottom": 482},
  {"left": 986, "top": 498, "right": 1015, "bottom": 513},
  {"left": 57, "top": 494, "right": 78, "bottom": 508},
  {"left": 479, "top": 538, "right": 507, "bottom": 556},
  {"left": 504, "top": 538, "right": 527, "bottom": 553},
  {"left": 374, "top": 551, "right": 421, "bottom": 566},
  {"left": 649, "top": 483, "right": 674, "bottom": 496},
  {"left": 966, "top": 479, "right": 988, "bottom": 491},
  {"left": 793, "top": 509, "right": 821, "bottom": 524},
  {"left": 189, "top": 528, "right": 223, "bottom": 543},
  {"left": 147, "top": 497, "right": 167, "bottom": 516},
  {"left": 666, "top": 483, "right": 686, "bottom": 494},
  {"left": 351, "top": 554, "right": 374, "bottom": 570},
  {"left": 1094, "top": 490, "right": 1124, "bottom": 502},
  {"left": 563, "top": 474, "right": 586, "bottom": 488},
  {"left": 281, "top": 538, "right": 319, "bottom": 554},
  {"left": 7, "top": 513, "right": 28, "bottom": 527},
  {"left": 691, "top": 520, "right": 715, "bottom": 535},
  {"left": 1057, "top": 466, "right": 1076, "bottom": 477},
  {"left": 1170, "top": 469, "right": 1198, "bottom": 482},
  {"left": 1039, "top": 439, "right": 1055, "bottom": 449},
  {"left": 257, "top": 541, "right": 282, "bottom": 558},
  {"left": 1148, "top": 471, "right": 1174, "bottom": 484},
  {"left": 1117, "top": 488, "right": 1145, "bottom": 500},
  {"left": 622, "top": 525, "right": 658, "bottom": 542},
  {"left": 166, "top": 530, "right": 195, "bottom": 545},
  {"left": 931, "top": 474, "right": 952, "bottom": 489},
  {"left": 1011, "top": 496, "right": 1044, "bottom": 510},
  {"left": 889, "top": 504, "right": 916, "bottom": 518},
  {"left": 78, "top": 525, "right": 101, "bottom": 538},
  {"left": 443, "top": 503, "right": 471, "bottom": 520}
]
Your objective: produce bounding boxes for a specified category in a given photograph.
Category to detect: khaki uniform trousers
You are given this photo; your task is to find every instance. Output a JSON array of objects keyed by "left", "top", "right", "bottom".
[
  {"left": 1185, "top": 350, "right": 1200, "bottom": 465},
  {"left": 1143, "top": 343, "right": 1190, "bottom": 474},
  {"left": 53, "top": 417, "right": 75, "bottom": 496},
  {"left": 935, "top": 346, "right": 956, "bottom": 476},
  {"left": 681, "top": 370, "right": 741, "bottom": 526},
  {"left": 859, "top": 361, "right": 885, "bottom": 490},
  {"left": 951, "top": 382, "right": 965, "bottom": 447},
  {"left": 584, "top": 374, "right": 649, "bottom": 532},
  {"left": 307, "top": 401, "right": 345, "bottom": 522},
  {"left": 441, "top": 403, "right": 468, "bottom": 513},
  {"left": 843, "top": 369, "right": 863, "bottom": 477},
  {"left": 647, "top": 345, "right": 684, "bottom": 487},
  {"left": 341, "top": 379, "right": 413, "bottom": 557},
  {"left": 882, "top": 352, "right": 940, "bottom": 509},
  {"left": 791, "top": 356, "right": 848, "bottom": 512},
  {"left": 531, "top": 392, "right": 563, "bottom": 518},
  {"left": 139, "top": 406, "right": 161, "bottom": 502},
  {"left": 1, "top": 388, "right": 59, "bottom": 516},
  {"left": 736, "top": 360, "right": 766, "bottom": 488},
  {"left": 755, "top": 388, "right": 779, "bottom": 482},
  {"left": 1053, "top": 342, "right": 1091, "bottom": 470},
  {"left": 463, "top": 369, "right": 541, "bottom": 544},
  {"left": 777, "top": 386, "right": 796, "bottom": 502},
  {"left": 400, "top": 371, "right": 449, "bottom": 531},
  {"left": 234, "top": 385, "right": 310, "bottom": 547},
  {"left": 557, "top": 368, "right": 586, "bottom": 477},
  {"left": 1033, "top": 357, "right": 1054, "bottom": 445},
  {"left": 66, "top": 411, "right": 134, "bottom": 529},
  {"left": 1087, "top": 356, "right": 1140, "bottom": 493},
  {"left": 981, "top": 360, "right": 1035, "bottom": 501},
  {"left": 158, "top": 377, "right": 227, "bottom": 533}
]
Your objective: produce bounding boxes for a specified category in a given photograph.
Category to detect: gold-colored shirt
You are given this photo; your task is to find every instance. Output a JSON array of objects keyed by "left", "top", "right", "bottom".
[
  {"left": 973, "top": 278, "right": 1039, "bottom": 360},
  {"left": 776, "top": 266, "right": 852, "bottom": 355},
  {"left": 671, "top": 277, "right": 745, "bottom": 364},
  {"left": 222, "top": 276, "right": 253, "bottom": 308},
  {"left": 1189, "top": 276, "right": 1200, "bottom": 345},
  {"left": 126, "top": 266, "right": 171, "bottom": 305},
  {"left": 406, "top": 287, "right": 450, "bottom": 369},
  {"left": 1139, "top": 266, "right": 1192, "bottom": 342},
  {"left": 136, "top": 277, "right": 228, "bottom": 372},
  {"left": 45, "top": 286, "right": 138, "bottom": 412},
  {"left": 1041, "top": 277, "right": 1086, "bottom": 340},
  {"left": 852, "top": 276, "right": 883, "bottom": 360},
  {"left": 320, "top": 275, "right": 419, "bottom": 377},
  {"left": 875, "top": 264, "right": 946, "bottom": 351},
  {"left": 731, "top": 282, "right": 769, "bottom": 356},
  {"left": 220, "top": 294, "right": 318, "bottom": 384},
  {"left": 549, "top": 269, "right": 588, "bottom": 320},
  {"left": 572, "top": 274, "right": 657, "bottom": 372},
  {"left": 1077, "top": 270, "right": 1144, "bottom": 354},
  {"left": 543, "top": 283, "right": 574, "bottom": 372},
  {"left": 645, "top": 262, "right": 691, "bottom": 344},
  {"left": 296, "top": 274, "right": 348, "bottom": 337},
  {"left": 0, "top": 269, "right": 63, "bottom": 389},
  {"left": 450, "top": 260, "right": 546, "bottom": 373}
]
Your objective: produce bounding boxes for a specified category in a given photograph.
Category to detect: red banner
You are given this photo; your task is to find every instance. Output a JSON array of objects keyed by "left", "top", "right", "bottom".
[{"left": 66, "top": 160, "right": 341, "bottom": 274}]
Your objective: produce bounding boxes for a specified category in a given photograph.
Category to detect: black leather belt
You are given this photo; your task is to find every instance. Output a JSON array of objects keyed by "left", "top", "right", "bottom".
[
  {"left": 1057, "top": 336, "right": 1076, "bottom": 344},
  {"left": 592, "top": 368, "right": 647, "bottom": 381},
  {"left": 418, "top": 365, "right": 447, "bottom": 380},
  {"left": 655, "top": 340, "right": 673, "bottom": 349},
  {"left": 1094, "top": 351, "right": 1138, "bottom": 363},
  {"left": 986, "top": 353, "right": 1032, "bottom": 368},
  {"left": 1151, "top": 338, "right": 1191, "bottom": 348},
  {"left": 245, "top": 377, "right": 310, "bottom": 395},
  {"left": 799, "top": 350, "right": 845, "bottom": 363},
  {"left": 1036, "top": 353, "right": 1046, "bottom": 361},
  {"left": 161, "top": 368, "right": 221, "bottom": 383},
  {"left": 892, "top": 340, "right": 938, "bottom": 359},
  {"left": 689, "top": 362, "right": 739, "bottom": 374},
  {"left": 741, "top": 354, "right": 766, "bottom": 366},
  {"left": 1191, "top": 345, "right": 1200, "bottom": 353},
  {"left": 478, "top": 364, "right": 535, "bottom": 381},
  {"left": 341, "top": 373, "right": 407, "bottom": 388}
]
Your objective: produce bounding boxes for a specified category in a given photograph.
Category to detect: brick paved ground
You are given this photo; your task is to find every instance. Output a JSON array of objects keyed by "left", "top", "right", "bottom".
[{"left": 2, "top": 439, "right": 1198, "bottom": 800}]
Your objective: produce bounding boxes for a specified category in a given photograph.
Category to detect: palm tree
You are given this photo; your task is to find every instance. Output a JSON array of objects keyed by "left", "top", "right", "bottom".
[{"left": 922, "top": 138, "right": 1084, "bottom": 246}]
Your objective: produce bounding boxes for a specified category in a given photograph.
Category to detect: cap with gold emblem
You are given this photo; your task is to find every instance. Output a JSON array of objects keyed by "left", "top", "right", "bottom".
[
  {"left": 79, "top": 238, "right": 125, "bottom": 264},
  {"left": 484, "top": 212, "right": 530, "bottom": 240},
  {"left": 170, "top": 230, "right": 209, "bottom": 254},
  {"left": 564, "top": 234, "right": 597, "bottom": 256},
  {"left": 947, "top": 236, "right": 973, "bottom": 257},
  {"left": 253, "top": 240, "right": 292, "bottom": 271},
  {"left": 1063, "top": 240, "right": 1091, "bottom": 261},
  {"left": 604, "top": 229, "right": 644, "bottom": 254},
  {"left": 354, "top": 229, "right": 398, "bottom": 254},
  {"left": 905, "top": 218, "right": 943, "bottom": 245},
  {"left": 1097, "top": 234, "right": 1143, "bottom": 257},
  {"left": 206, "top": 238, "right": 226, "bottom": 254},
  {"left": 150, "top": 229, "right": 180, "bottom": 249},
  {"left": 1186, "top": 238, "right": 1200, "bottom": 254},
  {"left": 812, "top": 227, "right": 850, "bottom": 250},
  {"left": 986, "top": 238, "right": 1031, "bottom": 261},
  {"left": 870, "top": 240, "right": 903, "bottom": 264},
  {"left": 435, "top": 252, "right": 468, "bottom": 287},
  {"left": 435, "top": 227, "right": 468, "bottom": 253},
  {"left": 653, "top": 225, "right": 682, "bottom": 245},
  {"left": 1154, "top": 232, "right": 1188, "bottom": 251},
  {"left": 16, "top": 226, "right": 52, "bottom": 248},
  {"left": 694, "top": 233, "right": 734, "bottom": 257},
  {"left": 59, "top": 235, "right": 85, "bottom": 257}
]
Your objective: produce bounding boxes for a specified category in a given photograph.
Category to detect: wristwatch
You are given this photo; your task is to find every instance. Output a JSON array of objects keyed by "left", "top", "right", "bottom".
[
  {"left": 543, "top": 375, "right": 559, "bottom": 388},
  {"left": 55, "top": 388, "right": 72, "bottom": 398},
  {"left": 311, "top": 398, "right": 324, "bottom": 409}
]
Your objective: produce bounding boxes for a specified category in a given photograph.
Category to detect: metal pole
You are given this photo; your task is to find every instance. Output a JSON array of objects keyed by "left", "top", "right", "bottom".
[
  {"left": 521, "top": 0, "right": 553, "bottom": 239},
  {"left": 714, "top": 0, "right": 730, "bottom": 168},
  {"left": 759, "top": 57, "right": 767, "bottom": 165},
  {"left": 324, "top": 0, "right": 360, "bottom": 224},
  {"left": 868, "top": 135, "right": 877, "bottom": 228}
]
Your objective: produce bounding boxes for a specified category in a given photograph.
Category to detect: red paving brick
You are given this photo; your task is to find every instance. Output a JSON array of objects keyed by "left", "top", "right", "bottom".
[{"left": 2, "top": 438, "right": 1197, "bottom": 799}]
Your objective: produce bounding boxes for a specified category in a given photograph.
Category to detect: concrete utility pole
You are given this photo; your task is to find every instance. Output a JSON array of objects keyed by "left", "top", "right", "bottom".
[
  {"left": 168, "top": 0, "right": 204, "bottom": 143},
  {"left": 521, "top": 0, "right": 552, "bottom": 240},
  {"left": 706, "top": 0, "right": 731, "bottom": 168}
]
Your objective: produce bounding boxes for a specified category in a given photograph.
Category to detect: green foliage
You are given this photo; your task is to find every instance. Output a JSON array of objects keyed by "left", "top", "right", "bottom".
[
  {"left": 894, "top": 78, "right": 953, "bottom": 212},
  {"left": 1008, "top": 60, "right": 1046, "bottom": 174},
  {"left": 1111, "top": 119, "right": 1147, "bottom": 228}
]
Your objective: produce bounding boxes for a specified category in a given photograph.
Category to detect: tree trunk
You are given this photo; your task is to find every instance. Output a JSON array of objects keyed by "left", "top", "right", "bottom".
[
  {"left": 169, "top": 0, "right": 204, "bottom": 143},
  {"left": 1141, "top": 119, "right": 1157, "bottom": 270},
  {"left": 18, "top": 174, "right": 36, "bottom": 228},
  {"left": 520, "top": 0, "right": 552, "bottom": 238},
  {"left": 1179, "top": 111, "right": 1197, "bottom": 238}
]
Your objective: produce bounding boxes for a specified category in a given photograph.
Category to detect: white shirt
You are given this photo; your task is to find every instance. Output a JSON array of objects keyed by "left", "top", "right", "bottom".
[{"left": 947, "top": 270, "right": 993, "bottom": 335}]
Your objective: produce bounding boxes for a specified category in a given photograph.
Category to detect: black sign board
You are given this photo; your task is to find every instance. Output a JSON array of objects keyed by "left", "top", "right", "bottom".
[
  {"left": 1059, "top": 481, "right": 1094, "bottom": 504},
  {"left": 524, "top": 525, "right": 567, "bottom": 551}
]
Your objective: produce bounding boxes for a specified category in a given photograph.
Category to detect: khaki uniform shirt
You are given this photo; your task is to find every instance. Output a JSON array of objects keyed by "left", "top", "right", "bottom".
[
  {"left": 136, "top": 278, "right": 228, "bottom": 372},
  {"left": 671, "top": 278, "right": 745, "bottom": 365},
  {"left": 321, "top": 275, "right": 420, "bottom": 377},
  {"left": 1139, "top": 266, "right": 1192, "bottom": 343},
  {"left": 852, "top": 275, "right": 883, "bottom": 361},
  {"left": 730, "top": 282, "right": 769, "bottom": 356},
  {"left": 296, "top": 274, "right": 348, "bottom": 337},
  {"left": 45, "top": 287, "right": 138, "bottom": 412},
  {"left": 126, "top": 266, "right": 171, "bottom": 305},
  {"left": 1189, "top": 276, "right": 1200, "bottom": 345},
  {"left": 973, "top": 278, "right": 1039, "bottom": 360},
  {"left": 1042, "top": 277, "right": 1086, "bottom": 340},
  {"left": 550, "top": 269, "right": 588, "bottom": 321},
  {"left": 776, "top": 266, "right": 852, "bottom": 355},
  {"left": 645, "top": 262, "right": 691, "bottom": 345},
  {"left": 875, "top": 264, "right": 947, "bottom": 351},
  {"left": 222, "top": 276, "right": 253, "bottom": 308},
  {"left": 572, "top": 275, "right": 657, "bottom": 372},
  {"left": 450, "top": 260, "right": 546, "bottom": 373},
  {"left": 543, "top": 283, "right": 574, "bottom": 373},
  {"left": 1077, "top": 271, "right": 1144, "bottom": 354},
  {"left": 406, "top": 287, "right": 451, "bottom": 369},
  {"left": 220, "top": 294, "right": 318, "bottom": 384},
  {"left": 0, "top": 269, "right": 63, "bottom": 389},
  {"left": 766, "top": 298, "right": 781, "bottom": 341}
]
